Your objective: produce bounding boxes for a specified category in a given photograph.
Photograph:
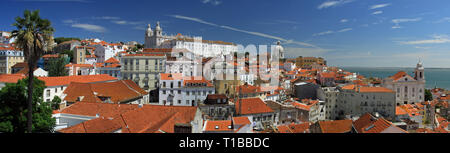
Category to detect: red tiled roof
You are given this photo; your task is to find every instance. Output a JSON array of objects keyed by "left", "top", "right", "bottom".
[
  {"left": 183, "top": 77, "right": 213, "bottom": 87},
  {"left": 204, "top": 120, "right": 233, "bottom": 132},
  {"left": 233, "top": 116, "right": 251, "bottom": 126},
  {"left": 277, "top": 122, "right": 310, "bottom": 133},
  {"left": 358, "top": 87, "right": 395, "bottom": 93},
  {"left": 160, "top": 73, "right": 183, "bottom": 80},
  {"left": 104, "top": 57, "right": 120, "bottom": 63},
  {"left": 361, "top": 118, "right": 405, "bottom": 133},
  {"left": 63, "top": 80, "right": 148, "bottom": 103},
  {"left": 318, "top": 120, "right": 353, "bottom": 133},
  {"left": 236, "top": 84, "right": 262, "bottom": 94},
  {"left": 292, "top": 100, "right": 319, "bottom": 111},
  {"left": 235, "top": 98, "right": 274, "bottom": 115},
  {"left": 0, "top": 74, "right": 26, "bottom": 83},
  {"left": 57, "top": 102, "right": 199, "bottom": 133},
  {"left": 353, "top": 113, "right": 377, "bottom": 133},
  {"left": 389, "top": 71, "right": 412, "bottom": 81},
  {"left": 59, "top": 117, "right": 122, "bottom": 133},
  {"left": 396, "top": 107, "right": 408, "bottom": 115},
  {"left": 59, "top": 102, "right": 139, "bottom": 118},
  {"left": 143, "top": 48, "right": 173, "bottom": 53},
  {"left": 320, "top": 72, "right": 336, "bottom": 78},
  {"left": 38, "top": 74, "right": 118, "bottom": 87}
]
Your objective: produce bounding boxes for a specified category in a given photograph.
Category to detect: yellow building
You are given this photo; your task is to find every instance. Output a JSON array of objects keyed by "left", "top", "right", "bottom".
[
  {"left": 121, "top": 53, "right": 166, "bottom": 91},
  {"left": 0, "top": 47, "right": 24, "bottom": 74},
  {"left": 295, "top": 56, "right": 326, "bottom": 68},
  {"left": 214, "top": 75, "right": 242, "bottom": 98}
]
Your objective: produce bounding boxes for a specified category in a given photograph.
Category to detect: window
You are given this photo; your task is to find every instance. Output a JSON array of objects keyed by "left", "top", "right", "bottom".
[
  {"left": 46, "top": 90, "right": 50, "bottom": 97},
  {"left": 186, "top": 100, "right": 190, "bottom": 105},
  {"left": 178, "top": 90, "right": 181, "bottom": 94},
  {"left": 170, "top": 82, "right": 173, "bottom": 88},
  {"left": 163, "top": 90, "right": 166, "bottom": 94},
  {"left": 163, "top": 82, "right": 166, "bottom": 88},
  {"left": 178, "top": 81, "right": 181, "bottom": 87},
  {"left": 178, "top": 100, "right": 181, "bottom": 104}
]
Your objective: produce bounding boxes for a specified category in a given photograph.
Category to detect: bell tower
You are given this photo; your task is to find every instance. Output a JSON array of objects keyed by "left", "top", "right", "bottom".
[
  {"left": 144, "top": 24, "right": 153, "bottom": 48},
  {"left": 415, "top": 58, "right": 425, "bottom": 82}
]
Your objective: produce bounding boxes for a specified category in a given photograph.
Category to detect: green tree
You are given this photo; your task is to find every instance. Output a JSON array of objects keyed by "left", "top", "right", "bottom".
[
  {"left": 54, "top": 37, "right": 80, "bottom": 44},
  {"left": 425, "top": 89, "right": 433, "bottom": 101},
  {"left": 48, "top": 57, "right": 68, "bottom": 77},
  {"left": 51, "top": 96, "right": 61, "bottom": 110},
  {"left": 61, "top": 49, "right": 74, "bottom": 63},
  {"left": 0, "top": 78, "right": 55, "bottom": 133},
  {"left": 136, "top": 43, "right": 144, "bottom": 50},
  {"left": 11, "top": 10, "right": 54, "bottom": 132}
]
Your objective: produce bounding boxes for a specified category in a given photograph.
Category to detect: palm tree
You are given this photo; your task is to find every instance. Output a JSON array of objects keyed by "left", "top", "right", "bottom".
[{"left": 11, "top": 10, "right": 54, "bottom": 133}]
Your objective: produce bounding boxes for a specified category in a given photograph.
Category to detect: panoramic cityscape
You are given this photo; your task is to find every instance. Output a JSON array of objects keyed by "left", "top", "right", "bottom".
[{"left": 0, "top": 0, "right": 449, "bottom": 136}]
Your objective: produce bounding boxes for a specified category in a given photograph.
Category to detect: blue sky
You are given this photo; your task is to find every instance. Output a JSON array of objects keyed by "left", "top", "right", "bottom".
[{"left": 1, "top": 0, "right": 450, "bottom": 68}]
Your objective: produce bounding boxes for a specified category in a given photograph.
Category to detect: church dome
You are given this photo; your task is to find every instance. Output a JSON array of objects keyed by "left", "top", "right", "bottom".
[
  {"left": 155, "top": 21, "right": 162, "bottom": 31},
  {"left": 146, "top": 24, "right": 153, "bottom": 36}
]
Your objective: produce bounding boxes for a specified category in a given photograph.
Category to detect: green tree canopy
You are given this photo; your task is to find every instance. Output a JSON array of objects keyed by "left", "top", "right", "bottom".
[
  {"left": 11, "top": 9, "right": 54, "bottom": 133},
  {"left": 425, "top": 89, "right": 433, "bottom": 101},
  {"left": 51, "top": 96, "right": 61, "bottom": 110},
  {"left": 61, "top": 49, "right": 74, "bottom": 63},
  {"left": 0, "top": 78, "right": 55, "bottom": 133},
  {"left": 54, "top": 37, "right": 80, "bottom": 44},
  {"left": 48, "top": 57, "right": 69, "bottom": 77}
]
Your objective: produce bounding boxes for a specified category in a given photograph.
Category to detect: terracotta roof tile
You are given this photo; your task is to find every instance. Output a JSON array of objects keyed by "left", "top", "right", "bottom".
[
  {"left": 104, "top": 57, "right": 120, "bottom": 63},
  {"left": 235, "top": 98, "right": 274, "bottom": 115},
  {"left": 318, "top": 120, "right": 353, "bottom": 133},
  {"left": 63, "top": 80, "right": 148, "bottom": 103},
  {"left": 59, "top": 117, "right": 121, "bottom": 133},
  {"left": 0, "top": 74, "right": 26, "bottom": 83},
  {"left": 277, "top": 122, "right": 310, "bottom": 133},
  {"left": 204, "top": 120, "right": 233, "bottom": 132},
  {"left": 232, "top": 116, "right": 251, "bottom": 126}
]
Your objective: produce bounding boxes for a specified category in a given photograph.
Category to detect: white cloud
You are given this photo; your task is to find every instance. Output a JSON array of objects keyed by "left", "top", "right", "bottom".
[
  {"left": 337, "top": 28, "right": 352, "bottom": 33},
  {"left": 317, "top": 0, "right": 354, "bottom": 10},
  {"left": 92, "top": 16, "right": 121, "bottom": 20},
  {"left": 392, "top": 18, "right": 422, "bottom": 24},
  {"left": 392, "top": 18, "right": 422, "bottom": 29},
  {"left": 435, "top": 17, "right": 450, "bottom": 23},
  {"left": 340, "top": 19, "right": 348, "bottom": 23},
  {"left": 415, "top": 46, "right": 431, "bottom": 50},
  {"left": 400, "top": 35, "right": 450, "bottom": 45},
  {"left": 372, "top": 11, "right": 383, "bottom": 15},
  {"left": 369, "top": 3, "right": 390, "bottom": 10},
  {"left": 170, "top": 15, "right": 317, "bottom": 48},
  {"left": 202, "top": 0, "right": 221, "bottom": 6},
  {"left": 112, "top": 20, "right": 127, "bottom": 25},
  {"left": 71, "top": 23, "right": 106, "bottom": 33},
  {"left": 313, "top": 28, "right": 351, "bottom": 36},
  {"left": 313, "top": 30, "right": 334, "bottom": 36},
  {"left": 62, "top": 19, "right": 74, "bottom": 24}
]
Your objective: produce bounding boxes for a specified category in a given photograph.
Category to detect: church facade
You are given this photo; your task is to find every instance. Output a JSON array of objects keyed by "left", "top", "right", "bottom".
[
  {"left": 382, "top": 60, "right": 426, "bottom": 106},
  {"left": 144, "top": 22, "right": 238, "bottom": 57}
]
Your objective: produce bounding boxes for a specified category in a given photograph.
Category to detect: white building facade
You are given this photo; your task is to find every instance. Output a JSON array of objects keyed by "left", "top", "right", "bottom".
[
  {"left": 382, "top": 60, "right": 425, "bottom": 106},
  {"left": 144, "top": 22, "right": 238, "bottom": 57},
  {"left": 158, "top": 73, "right": 215, "bottom": 106}
]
